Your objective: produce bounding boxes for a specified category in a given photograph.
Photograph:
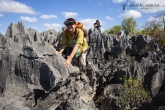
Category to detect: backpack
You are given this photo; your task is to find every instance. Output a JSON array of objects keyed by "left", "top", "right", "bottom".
[{"left": 75, "top": 22, "right": 87, "bottom": 37}]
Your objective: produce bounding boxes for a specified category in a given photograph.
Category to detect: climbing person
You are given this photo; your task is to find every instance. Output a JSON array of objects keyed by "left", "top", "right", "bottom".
[
  {"left": 94, "top": 20, "right": 101, "bottom": 32},
  {"left": 56, "top": 18, "right": 88, "bottom": 71}
]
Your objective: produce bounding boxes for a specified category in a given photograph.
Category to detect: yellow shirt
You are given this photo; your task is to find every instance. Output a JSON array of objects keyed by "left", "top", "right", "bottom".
[{"left": 60, "top": 28, "right": 88, "bottom": 54}]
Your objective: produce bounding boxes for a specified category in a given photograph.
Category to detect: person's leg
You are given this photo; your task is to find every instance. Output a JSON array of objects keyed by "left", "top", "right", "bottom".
[
  {"left": 98, "top": 27, "right": 101, "bottom": 32},
  {"left": 72, "top": 52, "right": 87, "bottom": 80},
  {"left": 79, "top": 52, "right": 87, "bottom": 72},
  {"left": 71, "top": 54, "right": 85, "bottom": 71},
  {"left": 72, "top": 57, "right": 78, "bottom": 66},
  {"left": 79, "top": 53, "right": 86, "bottom": 67},
  {"left": 71, "top": 49, "right": 88, "bottom": 71}
]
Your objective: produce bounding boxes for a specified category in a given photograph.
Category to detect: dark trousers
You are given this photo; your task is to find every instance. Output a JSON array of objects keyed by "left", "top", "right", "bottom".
[
  {"left": 63, "top": 47, "right": 86, "bottom": 71},
  {"left": 62, "top": 47, "right": 73, "bottom": 59}
]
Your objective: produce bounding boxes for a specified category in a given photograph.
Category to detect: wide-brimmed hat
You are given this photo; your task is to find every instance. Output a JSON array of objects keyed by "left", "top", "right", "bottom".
[{"left": 64, "top": 18, "right": 76, "bottom": 25}]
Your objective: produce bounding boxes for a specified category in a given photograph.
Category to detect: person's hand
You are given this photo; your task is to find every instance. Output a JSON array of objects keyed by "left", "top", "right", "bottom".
[
  {"left": 56, "top": 51, "right": 62, "bottom": 54},
  {"left": 64, "top": 58, "right": 72, "bottom": 66}
]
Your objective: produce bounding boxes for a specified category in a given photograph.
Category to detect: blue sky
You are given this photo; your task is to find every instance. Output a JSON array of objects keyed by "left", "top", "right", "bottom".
[{"left": 0, "top": 0, "right": 165, "bottom": 34}]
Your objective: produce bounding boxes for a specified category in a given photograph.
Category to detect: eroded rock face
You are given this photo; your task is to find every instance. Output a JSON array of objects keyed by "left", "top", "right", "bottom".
[
  {"left": 87, "top": 30, "right": 165, "bottom": 109},
  {"left": 0, "top": 22, "right": 96, "bottom": 110},
  {"left": 0, "top": 22, "right": 165, "bottom": 110}
]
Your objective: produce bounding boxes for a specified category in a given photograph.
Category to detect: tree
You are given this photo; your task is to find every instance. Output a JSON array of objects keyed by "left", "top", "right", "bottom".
[
  {"left": 142, "top": 19, "right": 165, "bottom": 48},
  {"left": 155, "top": 11, "right": 165, "bottom": 30},
  {"left": 133, "top": 28, "right": 142, "bottom": 35},
  {"left": 121, "top": 17, "right": 137, "bottom": 36},
  {"left": 108, "top": 25, "right": 122, "bottom": 34},
  {"left": 116, "top": 78, "right": 152, "bottom": 110},
  {"left": 142, "top": 20, "right": 162, "bottom": 36}
]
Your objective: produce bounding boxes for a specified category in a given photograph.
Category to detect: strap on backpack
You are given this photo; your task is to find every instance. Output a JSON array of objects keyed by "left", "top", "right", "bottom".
[
  {"left": 66, "top": 28, "right": 85, "bottom": 46},
  {"left": 66, "top": 28, "right": 79, "bottom": 38}
]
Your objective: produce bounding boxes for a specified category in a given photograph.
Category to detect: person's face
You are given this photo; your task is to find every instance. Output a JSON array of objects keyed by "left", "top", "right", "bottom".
[{"left": 66, "top": 22, "right": 76, "bottom": 32}]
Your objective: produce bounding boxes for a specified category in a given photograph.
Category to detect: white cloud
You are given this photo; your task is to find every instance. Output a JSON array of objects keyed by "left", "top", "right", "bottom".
[
  {"left": 147, "top": 16, "right": 155, "bottom": 22},
  {"left": 0, "top": 13, "right": 4, "bottom": 17},
  {"left": 43, "top": 23, "right": 61, "bottom": 31},
  {"left": 78, "top": 19, "right": 105, "bottom": 30},
  {"left": 147, "top": 16, "right": 160, "bottom": 22},
  {"left": 0, "top": 24, "right": 2, "bottom": 26},
  {"left": 131, "top": 0, "right": 165, "bottom": 13},
  {"left": 40, "top": 15, "right": 57, "bottom": 19},
  {"left": 119, "top": 10, "right": 141, "bottom": 18},
  {"left": 21, "top": 16, "right": 37, "bottom": 22},
  {"left": 0, "top": 0, "right": 37, "bottom": 14},
  {"left": 61, "top": 12, "right": 78, "bottom": 18},
  {"left": 112, "top": 0, "right": 126, "bottom": 3},
  {"left": 105, "top": 16, "right": 114, "bottom": 20}
]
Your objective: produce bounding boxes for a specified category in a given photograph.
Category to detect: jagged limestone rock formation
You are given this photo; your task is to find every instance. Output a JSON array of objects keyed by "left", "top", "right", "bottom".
[
  {"left": 0, "top": 21, "right": 165, "bottom": 110},
  {"left": 0, "top": 21, "right": 96, "bottom": 110}
]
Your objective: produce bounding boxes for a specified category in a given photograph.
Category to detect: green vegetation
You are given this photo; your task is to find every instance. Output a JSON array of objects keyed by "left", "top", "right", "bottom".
[
  {"left": 132, "top": 28, "right": 142, "bottom": 35},
  {"left": 142, "top": 19, "right": 165, "bottom": 48},
  {"left": 107, "top": 12, "right": 165, "bottom": 48},
  {"left": 107, "top": 54, "right": 118, "bottom": 62},
  {"left": 155, "top": 11, "right": 165, "bottom": 30},
  {"left": 152, "top": 30, "right": 165, "bottom": 48},
  {"left": 115, "top": 78, "right": 152, "bottom": 110},
  {"left": 121, "top": 17, "right": 137, "bottom": 36},
  {"left": 108, "top": 25, "right": 122, "bottom": 34},
  {"left": 161, "top": 37, "right": 165, "bottom": 47},
  {"left": 142, "top": 20, "right": 162, "bottom": 36}
]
